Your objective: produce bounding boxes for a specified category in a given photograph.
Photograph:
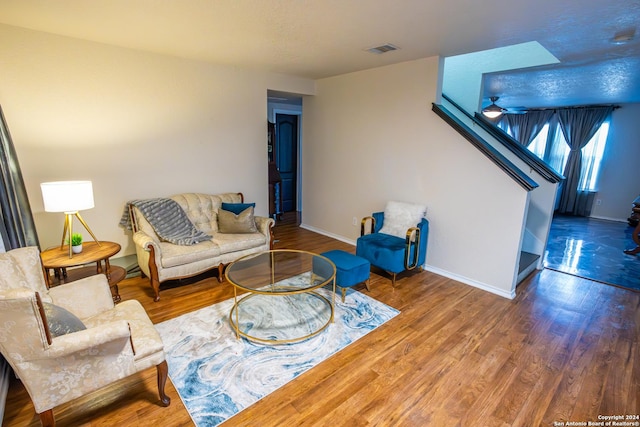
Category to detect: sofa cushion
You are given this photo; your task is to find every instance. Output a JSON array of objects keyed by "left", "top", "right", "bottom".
[
  {"left": 213, "top": 231, "right": 267, "bottom": 253},
  {"left": 171, "top": 193, "right": 225, "bottom": 235},
  {"left": 83, "top": 299, "right": 164, "bottom": 363},
  {"left": 159, "top": 240, "right": 222, "bottom": 268},
  {"left": 218, "top": 207, "right": 258, "bottom": 234},
  {"left": 356, "top": 232, "right": 412, "bottom": 274}
]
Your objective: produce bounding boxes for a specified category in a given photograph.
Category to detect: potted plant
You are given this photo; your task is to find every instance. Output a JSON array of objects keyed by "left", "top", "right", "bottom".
[{"left": 70, "top": 233, "right": 83, "bottom": 254}]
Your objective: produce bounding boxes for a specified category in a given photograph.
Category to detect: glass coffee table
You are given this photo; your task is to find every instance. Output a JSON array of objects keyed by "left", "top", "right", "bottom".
[{"left": 225, "top": 249, "right": 336, "bottom": 344}]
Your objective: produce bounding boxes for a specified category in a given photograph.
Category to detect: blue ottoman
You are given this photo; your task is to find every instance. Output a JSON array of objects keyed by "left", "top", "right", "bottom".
[{"left": 321, "top": 250, "right": 371, "bottom": 302}]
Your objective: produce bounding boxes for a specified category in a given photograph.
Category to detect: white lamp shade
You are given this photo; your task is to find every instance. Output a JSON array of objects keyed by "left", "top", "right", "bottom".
[{"left": 41, "top": 181, "right": 95, "bottom": 213}]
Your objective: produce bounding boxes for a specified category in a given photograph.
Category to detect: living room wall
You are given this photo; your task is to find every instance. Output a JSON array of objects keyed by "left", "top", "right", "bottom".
[
  {"left": 301, "top": 57, "right": 530, "bottom": 298},
  {"left": 0, "top": 24, "right": 315, "bottom": 255},
  {"left": 589, "top": 103, "right": 640, "bottom": 221}
]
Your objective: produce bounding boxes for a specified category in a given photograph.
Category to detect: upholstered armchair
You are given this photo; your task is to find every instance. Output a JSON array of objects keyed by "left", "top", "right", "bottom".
[
  {"left": 356, "top": 201, "right": 429, "bottom": 286},
  {"left": 0, "top": 246, "right": 170, "bottom": 426}
]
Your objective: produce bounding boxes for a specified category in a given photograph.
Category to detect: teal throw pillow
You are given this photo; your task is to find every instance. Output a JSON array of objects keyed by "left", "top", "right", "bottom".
[
  {"left": 43, "top": 302, "right": 87, "bottom": 337},
  {"left": 221, "top": 202, "right": 256, "bottom": 215}
]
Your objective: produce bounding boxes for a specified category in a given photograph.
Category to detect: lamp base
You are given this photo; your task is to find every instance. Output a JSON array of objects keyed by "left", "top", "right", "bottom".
[{"left": 60, "top": 212, "right": 100, "bottom": 258}]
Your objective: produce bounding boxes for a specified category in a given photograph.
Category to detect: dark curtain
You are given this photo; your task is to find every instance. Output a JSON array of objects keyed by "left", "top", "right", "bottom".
[
  {"left": 504, "top": 110, "right": 555, "bottom": 146},
  {"left": 556, "top": 106, "right": 613, "bottom": 215},
  {"left": 0, "top": 104, "right": 39, "bottom": 419},
  {"left": 0, "top": 106, "right": 39, "bottom": 249}
]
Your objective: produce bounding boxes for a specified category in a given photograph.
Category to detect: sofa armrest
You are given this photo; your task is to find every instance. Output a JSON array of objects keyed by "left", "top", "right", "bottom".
[
  {"left": 133, "top": 230, "right": 162, "bottom": 272},
  {"left": 255, "top": 216, "right": 275, "bottom": 248},
  {"left": 42, "top": 320, "right": 132, "bottom": 359},
  {"left": 20, "top": 320, "right": 136, "bottom": 413},
  {"left": 48, "top": 274, "right": 114, "bottom": 320},
  {"left": 255, "top": 216, "right": 274, "bottom": 235},
  {"left": 132, "top": 230, "right": 160, "bottom": 252}
]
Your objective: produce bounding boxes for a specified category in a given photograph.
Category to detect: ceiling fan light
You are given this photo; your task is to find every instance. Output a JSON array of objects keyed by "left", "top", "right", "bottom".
[{"left": 482, "top": 96, "right": 506, "bottom": 118}]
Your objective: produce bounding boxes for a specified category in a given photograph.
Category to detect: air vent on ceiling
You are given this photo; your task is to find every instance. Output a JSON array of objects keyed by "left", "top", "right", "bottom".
[{"left": 366, "top": 43, "right": 399, "bottom": 54}]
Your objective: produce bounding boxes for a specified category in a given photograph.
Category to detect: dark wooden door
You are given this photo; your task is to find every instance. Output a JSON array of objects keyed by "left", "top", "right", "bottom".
[{"left": 276, "top": 114, "right": 298, "bottom": 212}]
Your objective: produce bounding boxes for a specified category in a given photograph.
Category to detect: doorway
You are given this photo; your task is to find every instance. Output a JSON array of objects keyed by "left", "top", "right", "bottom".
[
  {"left": 267, "top": 90, "right": 303, "bottom": 221},
  {"left": 275, "top": 113, "right": 298, "bottom": 213}
]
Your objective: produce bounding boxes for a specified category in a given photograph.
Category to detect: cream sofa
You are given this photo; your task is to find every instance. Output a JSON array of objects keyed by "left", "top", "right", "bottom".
[{"left": 129, "top": 192, "right": 274, "bottom": 301}]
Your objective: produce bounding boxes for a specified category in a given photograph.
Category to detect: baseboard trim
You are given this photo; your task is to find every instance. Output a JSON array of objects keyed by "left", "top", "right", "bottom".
[
  {"left": 300, "top": 223, "right": 516, "bottom": 299},
  {"left": 588, "top": 215, "right": 627, "bottom": 223},
  {"left": 423, "top": 265, "right": 516, "bottom": 299},
  {"left": 299, "top": 223, "right": 357, "bottom": 247}
]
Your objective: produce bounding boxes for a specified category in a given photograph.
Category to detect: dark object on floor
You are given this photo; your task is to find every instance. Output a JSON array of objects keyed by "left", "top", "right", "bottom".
[
  {"left": 623, "top": 220, "right": 640, "bottom": 255},
  {"left": 627, "top": 195, "right": 640, "bottom": 227}
]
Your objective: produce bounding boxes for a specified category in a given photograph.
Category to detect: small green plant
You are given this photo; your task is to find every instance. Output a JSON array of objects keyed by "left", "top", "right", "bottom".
[{"left": 70, "top": 233, "right": 83, "bottom": 246}]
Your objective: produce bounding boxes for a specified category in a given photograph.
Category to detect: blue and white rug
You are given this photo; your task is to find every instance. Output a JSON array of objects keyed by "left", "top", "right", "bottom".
[{"left": 155, "top": 284, "right": 399, "bottom": 427}]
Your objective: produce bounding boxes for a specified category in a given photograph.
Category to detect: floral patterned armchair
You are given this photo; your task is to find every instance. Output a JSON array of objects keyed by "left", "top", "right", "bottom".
[{"left": 0, "top": 246, "right": 170, "bottom": 426}]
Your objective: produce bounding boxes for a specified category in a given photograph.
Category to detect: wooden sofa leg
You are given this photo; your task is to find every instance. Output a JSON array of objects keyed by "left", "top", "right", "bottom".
[
  {"left": 148, "top": 246, "right": 161, "bottom": 301},
  {"left": 151, "top": 277, "right": 161, "bottom": 302},
  {"left": 217, "top": 264, "right": 224, "bottom": 283},
  {"left": 157, "top": 360, "right": 171, "bottom": 407},
  {"left": 39, "top": 409, "right": 55, "bottom": 427}
]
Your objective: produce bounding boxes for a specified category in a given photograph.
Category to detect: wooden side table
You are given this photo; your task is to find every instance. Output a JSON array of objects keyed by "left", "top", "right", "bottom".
[{"left": 40, "top": 241, "right": 125, "bottom": 303}]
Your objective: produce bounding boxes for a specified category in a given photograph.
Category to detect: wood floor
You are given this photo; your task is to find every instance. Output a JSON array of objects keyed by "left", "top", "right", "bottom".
[{"left": 4, "top": 213, "right": 639, "bottom": 426}]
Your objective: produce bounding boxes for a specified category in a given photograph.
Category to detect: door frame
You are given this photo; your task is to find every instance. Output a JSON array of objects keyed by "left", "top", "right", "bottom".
[{"left": 272, "top": 107, "right": 302, "bottom": 212}]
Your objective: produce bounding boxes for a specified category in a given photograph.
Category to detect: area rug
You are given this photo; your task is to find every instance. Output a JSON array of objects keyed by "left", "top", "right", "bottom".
[{"left": 155, "top": 284, "right": 399, "bottom": 427}]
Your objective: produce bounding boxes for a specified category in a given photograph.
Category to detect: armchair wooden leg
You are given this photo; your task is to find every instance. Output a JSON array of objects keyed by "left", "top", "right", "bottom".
[
  {"left": 391, "top": 273, "right": 397, "bottom": 288},
  {"left": 39, "top": 409, "right": 55, "bottom": 427},
  {"left": 157, "top": 360, "right": 171, "bottom": 407}
]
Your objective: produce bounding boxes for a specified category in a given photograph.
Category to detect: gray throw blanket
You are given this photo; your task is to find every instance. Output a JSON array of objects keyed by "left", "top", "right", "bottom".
[{"left": 121, "top": 198, "right": 212, "bottom": 246}]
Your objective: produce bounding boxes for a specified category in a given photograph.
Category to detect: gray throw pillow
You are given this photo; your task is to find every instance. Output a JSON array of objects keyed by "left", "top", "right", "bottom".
[
  {"left": 43, "top": 302, "right": 87, "bottom": 337},
  {"left": 218, "top": 206, "right": 258, "bottom": 234}
]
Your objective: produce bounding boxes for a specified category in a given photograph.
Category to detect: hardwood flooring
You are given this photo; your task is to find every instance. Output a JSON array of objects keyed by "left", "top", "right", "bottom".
[{"left": 4, "top": 213, "right": 639, "bottom": 426}]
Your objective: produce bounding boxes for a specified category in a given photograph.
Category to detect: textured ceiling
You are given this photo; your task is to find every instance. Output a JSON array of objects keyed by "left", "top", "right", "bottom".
[{"left": 0, "top": 0, "right": 639, "bottom": 109}]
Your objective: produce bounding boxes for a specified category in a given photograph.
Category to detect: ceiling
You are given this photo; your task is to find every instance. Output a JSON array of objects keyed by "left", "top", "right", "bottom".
[{"left": 0, "top": 0, "right": 639, "bottom": 110}]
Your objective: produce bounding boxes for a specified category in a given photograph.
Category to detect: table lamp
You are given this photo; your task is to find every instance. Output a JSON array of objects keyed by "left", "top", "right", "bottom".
[{"left": 40, "top": 180, "right": 101, "bottom": 258}]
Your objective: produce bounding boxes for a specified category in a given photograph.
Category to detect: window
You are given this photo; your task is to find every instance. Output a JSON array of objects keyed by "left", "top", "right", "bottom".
[
  {"left": 527, "top": 123, "right": 549, "bottom": 160},
  {"left": 578, "top": 122, "right": 609, "bottom": 191},
  {"left": 524, "top": 120, "right": 610, "bottom": 191}
]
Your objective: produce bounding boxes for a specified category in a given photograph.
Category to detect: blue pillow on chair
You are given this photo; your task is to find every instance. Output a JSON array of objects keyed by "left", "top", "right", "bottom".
[{"left": 221, "top": 202, "right": 256, "bottom": 215}]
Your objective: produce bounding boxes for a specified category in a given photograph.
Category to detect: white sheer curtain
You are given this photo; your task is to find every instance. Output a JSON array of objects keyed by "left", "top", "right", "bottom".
[
  {"left": 578, "top": 121, "right": 610, "bottom": 191},
  {"left": 557, "top": 106, "right": 614, "bottom": 215}
]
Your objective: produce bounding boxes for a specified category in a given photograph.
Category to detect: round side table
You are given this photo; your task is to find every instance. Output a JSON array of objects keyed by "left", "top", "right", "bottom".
[{"left": 40, "top": 241, "right": 125, "bottom": 303}]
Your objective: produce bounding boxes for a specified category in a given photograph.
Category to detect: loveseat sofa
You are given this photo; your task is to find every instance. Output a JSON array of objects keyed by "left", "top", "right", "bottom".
[{"left": 128, "top": 192, "right": 274, "bottom": 301}]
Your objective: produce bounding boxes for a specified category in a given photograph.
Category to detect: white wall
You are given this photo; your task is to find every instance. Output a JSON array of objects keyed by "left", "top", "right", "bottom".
[
  {"left": 302, "top": 58, "right": 530, "bottom": 298},
  {"left": 590, "top": 103, "right": 640, "bottom": 221},
  {"left": 0, "top": 24, "right": 315, "bottom": 255}
]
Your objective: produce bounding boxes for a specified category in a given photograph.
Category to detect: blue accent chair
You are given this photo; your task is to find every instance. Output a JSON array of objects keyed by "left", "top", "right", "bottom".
[{"left": 356, "top": 211, "right": 429, "bottom": 286}]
